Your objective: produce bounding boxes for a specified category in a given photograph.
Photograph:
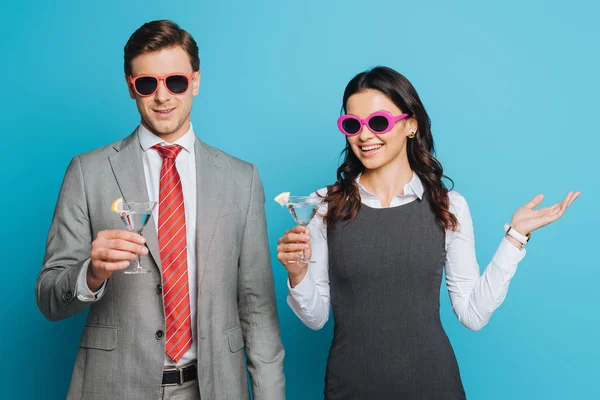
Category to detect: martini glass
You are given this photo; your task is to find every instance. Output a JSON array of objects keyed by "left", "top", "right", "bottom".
[
  {"left": 285, "top": 196, "right": 323, "bottom": 264},
  {"left": 119, "top": 201, "right": 157, "bottom": 274}
]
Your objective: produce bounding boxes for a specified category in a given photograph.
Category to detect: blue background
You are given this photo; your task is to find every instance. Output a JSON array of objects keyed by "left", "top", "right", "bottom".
[{"left": 1, "top": 0, "right": 598, "bottom": 398}]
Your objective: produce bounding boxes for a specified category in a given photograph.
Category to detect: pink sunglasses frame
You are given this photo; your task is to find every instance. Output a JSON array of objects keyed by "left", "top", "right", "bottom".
[
  {"left": 337, "top": 111, "right": 410, "bottom": 136},
  {"left": 129, "top": 72, "right": 197, "bottom": 97}
]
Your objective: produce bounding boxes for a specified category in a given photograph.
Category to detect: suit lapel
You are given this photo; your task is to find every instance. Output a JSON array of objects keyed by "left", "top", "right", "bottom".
[
  {"left": 194, "top": 139, "right": 225, "bottom": 291},
  {"left": 108, "top": 131, "right": 162, "bottom": 270}
]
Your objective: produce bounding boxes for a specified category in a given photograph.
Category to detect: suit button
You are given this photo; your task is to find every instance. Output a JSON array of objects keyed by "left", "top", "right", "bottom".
[
  {"left": 155, "top": 330, "right": 164, "bottom": 340},
  {"left": 63, "top": 291, "right": 73, "bottom": 302},
  {"left": 156, "top": 284, "right": 162, "bottom": 294}
]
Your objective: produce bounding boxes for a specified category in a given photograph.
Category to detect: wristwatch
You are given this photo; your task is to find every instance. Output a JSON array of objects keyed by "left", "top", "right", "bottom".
[{"left": 503, "top": 223, "right": 530, "bottom": 246}]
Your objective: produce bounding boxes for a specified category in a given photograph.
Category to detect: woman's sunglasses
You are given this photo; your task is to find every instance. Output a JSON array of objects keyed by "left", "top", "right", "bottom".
[
  {"left": 337, "top": 111, "right": 410, "bottom": 136},
  {"left": 129, "top": 72, "right": 197, "bottom": 97}
]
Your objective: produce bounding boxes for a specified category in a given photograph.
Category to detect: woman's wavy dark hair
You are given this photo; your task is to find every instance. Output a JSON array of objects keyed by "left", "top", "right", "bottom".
[{"left": 324, "top": 66, "right": 458, "bottom": 231}]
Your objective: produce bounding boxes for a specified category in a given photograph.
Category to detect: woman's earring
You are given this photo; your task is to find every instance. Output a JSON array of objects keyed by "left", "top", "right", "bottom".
[{"left": 408, "top": 132, "right": 416, "bottom": 138}]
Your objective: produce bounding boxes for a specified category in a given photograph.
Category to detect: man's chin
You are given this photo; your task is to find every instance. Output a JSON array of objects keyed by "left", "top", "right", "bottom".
[{"left": 144, "top": 120, "right": 178, "bottom": 136}]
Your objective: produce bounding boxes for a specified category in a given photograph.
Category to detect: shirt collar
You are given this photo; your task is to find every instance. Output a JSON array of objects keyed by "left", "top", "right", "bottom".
[
  {"left": 405, "top": 172, "right": 424, "bottom": 199},
  {"left": 356, "top": 172, "right": 424, "bottom": 200},
  {"left": 137, "top": 123, "right": 196, "bottom": 154}
]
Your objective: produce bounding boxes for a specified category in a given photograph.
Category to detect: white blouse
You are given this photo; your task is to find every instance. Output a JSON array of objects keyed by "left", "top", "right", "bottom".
[{"left": 287, "top": 173, "right": 526, "bottom": 331}]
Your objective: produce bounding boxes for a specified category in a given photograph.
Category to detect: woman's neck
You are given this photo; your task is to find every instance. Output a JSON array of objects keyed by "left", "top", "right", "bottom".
[{"left": 360, "top": 156, "right": 413, "bottom": 208}]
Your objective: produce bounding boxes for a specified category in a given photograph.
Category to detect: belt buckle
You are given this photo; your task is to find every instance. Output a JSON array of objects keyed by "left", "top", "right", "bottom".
[
  {"left": 163, "top": 365, "right": 185, "bottom": 386},
  {"left": 179, "top": 366, "right": 185, "bottom": 384}
]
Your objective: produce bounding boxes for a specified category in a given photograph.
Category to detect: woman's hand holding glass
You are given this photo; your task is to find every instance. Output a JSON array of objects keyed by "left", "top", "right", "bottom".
[{"left": 277, "top": 226, "right": 312, "bottom": 288}]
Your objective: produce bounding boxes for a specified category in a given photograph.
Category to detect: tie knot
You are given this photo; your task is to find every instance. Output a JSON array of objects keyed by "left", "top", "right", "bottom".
[{"left": 153, "top": 144, "right": 183, "bottom": 160}]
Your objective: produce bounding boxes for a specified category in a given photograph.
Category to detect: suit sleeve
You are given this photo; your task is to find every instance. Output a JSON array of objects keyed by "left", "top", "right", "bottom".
[
  {"left": 36, "top": 155, "right": 104, "bottom": 321},
  {"left": 237, "top": 164, "right": 286, "bottom": 399}
]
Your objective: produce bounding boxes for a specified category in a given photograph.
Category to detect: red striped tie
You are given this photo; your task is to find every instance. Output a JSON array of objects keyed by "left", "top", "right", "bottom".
[{"left": 153, "top": 144, "right": 192, "bottom": 362}]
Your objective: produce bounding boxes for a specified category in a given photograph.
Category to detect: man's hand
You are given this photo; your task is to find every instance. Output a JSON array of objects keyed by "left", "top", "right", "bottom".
[{"left": 88, "top": 230, "right": 148, "bottom": 291}]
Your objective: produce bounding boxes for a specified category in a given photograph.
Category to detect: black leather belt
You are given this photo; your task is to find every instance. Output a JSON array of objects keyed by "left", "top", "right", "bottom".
[{"left": 162, "top": 363, "right": 197, "bottom": 386}]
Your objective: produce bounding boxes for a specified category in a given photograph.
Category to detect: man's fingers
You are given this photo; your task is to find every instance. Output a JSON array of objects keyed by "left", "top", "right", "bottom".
[
  {"left": 100, "top": 249, "right": 137, "bottom": 262},
  {"left": 93, "top": 260, "right": 130, "bottom": 271},
  {"left": 108, "top": 239, "right": 148, "bottom": 255},
  {"left": 98, "top": 229, "right": 146, "bottom": 244}
]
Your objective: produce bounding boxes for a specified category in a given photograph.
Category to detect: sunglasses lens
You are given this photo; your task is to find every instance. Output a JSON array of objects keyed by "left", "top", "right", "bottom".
[
  {"left": 166, "top": 75, "right": 189, "bottom": 94},
  {"left": 134, "top": 77, "right": 158, "bottom": 96},
  {"left": 368, "top": 115, "right": 390, "bottom": 132},
  {"left": 342, "top": 118, "right": 361, "bottom": 135}
]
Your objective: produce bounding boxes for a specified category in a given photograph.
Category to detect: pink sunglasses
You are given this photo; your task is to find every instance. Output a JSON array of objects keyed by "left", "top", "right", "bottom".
[
  {"left": 129, "top": 72, "right": 197, "bottom": 97},
  {"left": 337, "top": 111, "right": 410, "bottom": 136}
]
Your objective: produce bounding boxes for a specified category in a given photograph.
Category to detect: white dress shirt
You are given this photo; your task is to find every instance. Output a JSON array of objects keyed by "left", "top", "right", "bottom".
[
  {"left": 287, "top": 173, "right": 526, "bottom": 331},
  {"left": 76, "top": 123, "right": 198, "bottom": 366}
]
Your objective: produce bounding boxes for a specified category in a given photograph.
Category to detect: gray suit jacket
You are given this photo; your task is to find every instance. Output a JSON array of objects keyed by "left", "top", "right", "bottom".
[{"left": 36, "top": 131, "right": 285, "bottom": 400}]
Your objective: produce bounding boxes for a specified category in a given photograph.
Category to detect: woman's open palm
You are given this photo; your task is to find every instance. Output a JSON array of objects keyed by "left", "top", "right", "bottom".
[{"left": 511, "top": 191, "right": 581, "bottom": 235}]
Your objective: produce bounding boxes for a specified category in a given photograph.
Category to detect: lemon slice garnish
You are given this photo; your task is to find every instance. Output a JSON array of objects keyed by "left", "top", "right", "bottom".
[
  {"left": 110, "top": 197, "right": 124, "bottom": 213},
  {"left": 274, "top": 192, "right": 290, "bottom": 206}
]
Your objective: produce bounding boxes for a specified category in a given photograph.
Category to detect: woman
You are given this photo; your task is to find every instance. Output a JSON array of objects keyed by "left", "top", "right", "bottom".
[{"left": 277, "top": 66, "right": 579, "bottom": 399}]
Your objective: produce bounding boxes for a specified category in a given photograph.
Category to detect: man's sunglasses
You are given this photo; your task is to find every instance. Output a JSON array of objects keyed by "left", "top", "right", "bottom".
[{"left": 129, "top": 72, "right": 197, "bottom": 97}]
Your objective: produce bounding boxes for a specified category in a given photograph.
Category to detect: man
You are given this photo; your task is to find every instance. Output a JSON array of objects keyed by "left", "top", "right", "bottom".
[{"left": 36, "top": 19, "right": 285, "bottom": 400}]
